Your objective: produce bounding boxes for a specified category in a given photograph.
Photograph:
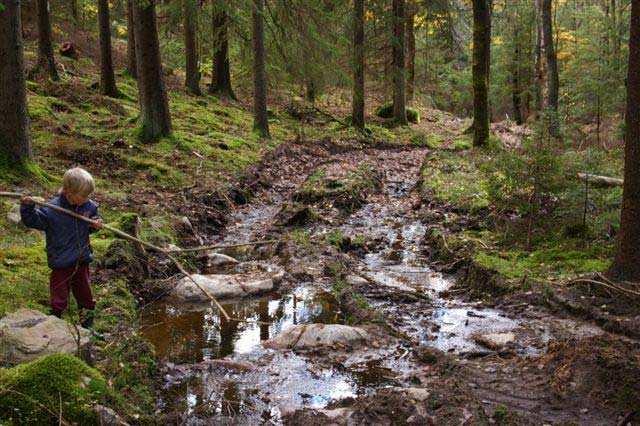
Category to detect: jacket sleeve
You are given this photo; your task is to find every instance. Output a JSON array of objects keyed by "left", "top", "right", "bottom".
[
  {"left": 20, "top": 204, "right": 49, "bottom": 231},
  {"left": 88, "top": 202, "right": 101, "bottom": 234}
]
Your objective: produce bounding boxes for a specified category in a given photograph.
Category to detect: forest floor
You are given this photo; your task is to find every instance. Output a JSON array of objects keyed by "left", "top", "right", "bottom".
[{"left": 1, "top": 35, "right": 639, "bottom": 424}]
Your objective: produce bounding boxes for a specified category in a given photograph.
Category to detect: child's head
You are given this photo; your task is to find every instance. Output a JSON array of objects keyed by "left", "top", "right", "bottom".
[{"left": 62, "top": 167, "right": 95, "bottom": 205}]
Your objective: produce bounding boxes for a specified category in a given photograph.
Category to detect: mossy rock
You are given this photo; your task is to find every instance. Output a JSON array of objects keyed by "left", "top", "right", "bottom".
[
  {"left": 375, "top": 103, "right": 420, "bottom": 124},
  {"left": 411, "top": 133, "right": 443, "bottom": 149},
  {"left": 0, "top": 354, "right": 118, "bottom": 424}
]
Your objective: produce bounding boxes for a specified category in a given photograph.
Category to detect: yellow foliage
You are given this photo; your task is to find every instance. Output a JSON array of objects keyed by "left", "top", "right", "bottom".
[{"left": 115, "top": 25, "right": 127, "bottom": 38}]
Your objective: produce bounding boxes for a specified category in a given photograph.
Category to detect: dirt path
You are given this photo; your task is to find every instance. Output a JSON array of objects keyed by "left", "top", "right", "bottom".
[{"left": 141, "top": 140, "right": 632, "bottom": 425}]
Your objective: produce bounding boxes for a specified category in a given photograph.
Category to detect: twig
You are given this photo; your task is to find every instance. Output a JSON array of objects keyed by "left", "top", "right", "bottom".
[
  {"left": 166, "top": 239, "right": 279, "bottom": 253},
  {"left": 566, "top": 277, "right": 640, "bottom": 298},
  {"left": 0, "top": 191, "right": 231, "bottom": 321}
]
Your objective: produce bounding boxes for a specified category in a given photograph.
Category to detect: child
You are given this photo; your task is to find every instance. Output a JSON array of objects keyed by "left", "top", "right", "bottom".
[{"left": 20, "top": 167, "right": 103, "bottom": 328}]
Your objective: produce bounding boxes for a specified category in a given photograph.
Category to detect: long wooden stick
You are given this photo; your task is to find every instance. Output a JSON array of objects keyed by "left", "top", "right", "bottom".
[
  {"left": 167, "top": 240, "right": 279, "bottom": 253},
  {"left": 0, "top": 191, "right": 231, "bottom": 320}
]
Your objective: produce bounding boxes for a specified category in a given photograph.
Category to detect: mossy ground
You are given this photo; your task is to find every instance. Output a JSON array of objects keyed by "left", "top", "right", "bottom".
[
  {"left": 421, "top": 141, "right": 623, "bottom": 292},
  {"left": 0, "top": 28, "right": 437, "bottom": 422},
  {"left": 0, "top": 353, "right": 119, "bottom": 424}
]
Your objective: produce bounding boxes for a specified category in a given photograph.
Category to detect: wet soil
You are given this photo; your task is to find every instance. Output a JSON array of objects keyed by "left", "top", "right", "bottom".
[{"left": 140, "top": 140, "right": 637, "bottom": 425}]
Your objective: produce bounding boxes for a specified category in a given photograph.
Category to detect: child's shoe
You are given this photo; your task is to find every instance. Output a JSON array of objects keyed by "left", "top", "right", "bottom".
[{"left": 80, "top": 309, "right": 95, "bottom": 329}]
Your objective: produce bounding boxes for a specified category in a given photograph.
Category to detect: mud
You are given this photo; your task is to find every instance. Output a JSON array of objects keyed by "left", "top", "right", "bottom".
[{"left": 141, "top": 140, "right": 637, "bottom": 425}]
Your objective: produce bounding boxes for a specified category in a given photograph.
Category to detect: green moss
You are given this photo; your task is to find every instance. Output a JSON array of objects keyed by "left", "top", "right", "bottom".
[
  {"left": 0, "top": 354, "right": 117, "bottom": 424},
  {"left": 0, "top": 239, "right": 50, "bottom": 317},
  {"left": 450, "top": 135, "right": 472, "bottom": 151},
  {"left": 375, "top": 103, "right": 420, "bottom": 123},
  {"left": 421, "top": 151, "right": 490, "bottom": 212},
  {"left": 97, "top": 334, "right": 157, "bottom": 419},
  {"left": 473, "top": 243, "right": 611, "bottom": 282},
  {"left": 295, "top": 164, "right": 380, "bottom": 213},
  {"left": 411, "top": 132, "right": 444, "bottom": 149},
  {"left": 94, "top": 279, "right": 137, "bottom": 333}
]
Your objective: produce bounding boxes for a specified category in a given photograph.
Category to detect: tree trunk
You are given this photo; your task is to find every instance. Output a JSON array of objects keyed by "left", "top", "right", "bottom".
[
  {"left": 132, "top": 0, "right": 172, "bottom": 142},
  {"left": 126, "top": 0, "right": 137, "bottom": 78},
  {"left": 183, "top": 0, "right": 201, "bottom": 95},
  {"left": 392, "top": 0, "right": 407, "bottom": 125},
  {"left": 98, "top": 0, "right": 118, "bottom": 97},
  {"left": 252, "top": 0, "right": 270, "bottom": 138},
  {"left": 611, "top": 0, "right": 621, "bottom": 70},
  {"left": 210, "top": 5, "right": 236, "bottom": 99},
  {"left": 0, "top": 0, "right": 31, "bottom": 162},
  {"left": 352, "top": 0, "right": 365, "bottom": 129},
  {"left": 512, "top": 18, "right": 523, "bottom": 124},
  {"left": 472, "top": 0, "right": 491, "bottom": 146},
  {"left": 609, "top": 0, "right": 640, "bottom": 281},
  {"left": 541, "top": 0, "right": 560, "bottom": 137},
  {"left": 406, "top": 9, "right": 416, "bottom": 102},
  {"left": 36, "top": 0, "right": 59, "bottom": 80},
  {"left": 534, "top": 0, "right": 545, "bottom": 115},
  {"left": 70, "top": 0, "right": 79, "bottom": 26}
]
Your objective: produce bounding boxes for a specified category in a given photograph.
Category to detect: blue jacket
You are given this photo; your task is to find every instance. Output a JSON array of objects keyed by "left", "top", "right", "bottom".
[{"left": 20, "top": 194, "right": 100, "bottom": 269}]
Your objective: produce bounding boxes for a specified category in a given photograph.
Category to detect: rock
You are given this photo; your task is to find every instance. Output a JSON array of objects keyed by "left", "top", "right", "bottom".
[
  {"left": 346, "top": 274, "right": 369, "bottom": 286},
  {"left": 6, "top": 203, "right": 21, "bottom": 225},
  {"left": 199, "top": 359, "right": 255, "bottom": 372},
  {"left": 172, "top": 271, "right": 277, "bottom": 302},
  {"left": 94, "top": 404, "right": 129, "bottom": 426},
  {"left": 0, "top": 309, "right": 90, "bottom": 365},
  {"left": 205, "top": 252, "right": 239, "bottom": 267},
  {"left": 263, "top": 324, "right": 369, "bottom": 350},
  {"left": 390, "top": 387, "right": 431, "bottom": 402},
  {"left": 473, "top": 332, "right": 516, "bottom": 350}
]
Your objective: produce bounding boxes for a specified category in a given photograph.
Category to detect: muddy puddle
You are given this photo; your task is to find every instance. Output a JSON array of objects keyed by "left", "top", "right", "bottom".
[
  {"left": 140, "top": 287, "right": 341, "bottom": 364},
  {"left": 142, "top": 147, "right": 612, "bottom": 422},
  {"left": 141, "top": 287, "right": 407, "bottom": 422}
]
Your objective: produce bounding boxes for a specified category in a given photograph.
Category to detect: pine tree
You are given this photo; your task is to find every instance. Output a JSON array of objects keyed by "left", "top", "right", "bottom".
[
  {"left": 0, "top": 0, "right": 31, "bottom": 162},
  {"left": 392, "top": 0, "right": 408, "bottom": 125},
  {"left": 472, "top": 0, "right": 491, "bottom": 146},
  {"left": 126, "top": 0, "right": 137, "bottom": 78},
  {"left": 132, "top": 0, "right": 172, "bottom": 141},
  {"left": 609, "top": 0, "right": 640, "bottom": 281},
  {"left": 252, "top": 0, "right": 270, "bottom": 138},
  {"left": 352, "top": 0, "right": 365, "bottom": 129},
  {"left": 541, "top": 0, "right": 560, "bottom": 136},
  {"left": 98, "top": 0, "right": 119, "bottom": 97},
  {"left": 36, "top": 0, "right": 59, "bottom": 80},
  {"left": 210, "top": 3, "right": 236, "bottom": 99},
  {"left": 183, "top": 0, "right": 201, "bottom": 95}
]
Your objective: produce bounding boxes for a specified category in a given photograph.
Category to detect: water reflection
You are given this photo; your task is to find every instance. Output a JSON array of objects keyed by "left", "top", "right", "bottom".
[{"left": 141, "top": 288, "right": 340, "bottom": 363}]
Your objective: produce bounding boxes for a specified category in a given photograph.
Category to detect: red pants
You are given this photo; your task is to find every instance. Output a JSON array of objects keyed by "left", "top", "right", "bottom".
[{"left": 50, "top": 264, "right": 95, "bottom": 315}]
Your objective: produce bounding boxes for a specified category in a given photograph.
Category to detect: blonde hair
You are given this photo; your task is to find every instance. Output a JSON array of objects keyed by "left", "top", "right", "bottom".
[{"left": 63, "top": 167, "right": 95, "bottom": 197}]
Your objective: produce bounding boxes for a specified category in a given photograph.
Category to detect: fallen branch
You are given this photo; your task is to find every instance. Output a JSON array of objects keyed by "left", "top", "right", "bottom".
[
  {"left": 166, "top": 239, "right": 279, "bottom": 253},
  {"left": 577, "top": 173, "right": 623, "bottom": 188},
  {"left": 565, "top": 276, "right": 640, "bottom": 298},
  {"left": 312, "top": 105, "right": 349, "bottom": 127},
  {"left": 0, "top": 191, "right": 231, "bottom": 320}
]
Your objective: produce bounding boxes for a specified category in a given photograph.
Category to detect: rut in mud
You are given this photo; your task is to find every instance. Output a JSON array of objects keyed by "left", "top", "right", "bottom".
[{"left": 140, "top": 140, "right": 633, "bottom": 425}]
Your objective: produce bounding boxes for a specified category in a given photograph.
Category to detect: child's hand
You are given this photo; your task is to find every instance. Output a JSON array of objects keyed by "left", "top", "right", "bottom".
[
  {"left": 90, "top": 217, "right": 103, "bottom": 229},
  {"left": 20, "top": 196, "right": 35, "bottom": 206}
]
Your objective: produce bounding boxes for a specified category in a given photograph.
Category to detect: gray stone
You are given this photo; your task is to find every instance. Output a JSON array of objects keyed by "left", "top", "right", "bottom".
[
  {"left": 172, "top": 272, "right": 276, "bottom": 303},
  {"left": 346, "top": 275, "right": 369, "bottom": 286},
  {"left": 6, "top": 203, "right": 21, "bottom": 225},
  {"left": 205, "top": 252, "right": 239, "bottom": 267},
  {"left": 264, "top": 324, "right": 369, "bottom": 350},
  {"left": 94, "top": 404, "right": 129, "bottom": 426},
  {"left": 473, "top": 332, "right": 516, "bottom": 350},
  {"left": 0, "top": 309, "right": 90, "bottom": 365}
]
